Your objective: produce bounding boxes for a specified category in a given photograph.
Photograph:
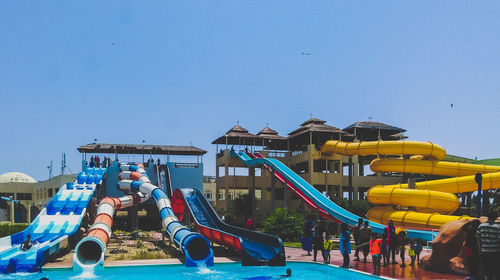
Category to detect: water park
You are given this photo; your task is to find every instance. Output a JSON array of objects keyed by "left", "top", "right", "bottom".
[
  {"left": 0, "top": 118, "right": 499, "bottom": 280},
  {"left": 2, "top": 2, "right": 500, "bottom": 279}
]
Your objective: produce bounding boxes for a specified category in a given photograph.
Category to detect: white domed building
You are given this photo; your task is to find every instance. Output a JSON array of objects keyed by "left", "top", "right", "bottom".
[
  {"left": 0, "top": 172, "right": 37, "bottom": 184},
  {"left": 0, "top": 171, "right": 76, "bottom": 223}
]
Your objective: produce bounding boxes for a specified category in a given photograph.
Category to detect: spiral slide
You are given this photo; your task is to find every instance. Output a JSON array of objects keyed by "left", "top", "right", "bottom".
[
  {"left": 73, "top": 164, "right": 213, "bottom": 271},
  {"left": 231, "top": 150, "right": 437, "bottom": 242},
  {"left": 0, "top": 168, "right": 105, "bottom": 273},
  {"left": 321, "top": 140, "right": 500, "bottom": 229},
  {"left": 172, "top": 188, "right": 285, "bottom": 266}
]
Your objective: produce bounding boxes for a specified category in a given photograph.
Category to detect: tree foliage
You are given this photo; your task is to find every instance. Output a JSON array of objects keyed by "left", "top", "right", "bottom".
[
  {"left": 330, "top": 197, "right": 371, "bottom": 217},
  {"left": 262, "top": 208, "right": 304, "bottom": 242},
  {"left": 234, "top": 194, "right": 253, "bottom": 220}
]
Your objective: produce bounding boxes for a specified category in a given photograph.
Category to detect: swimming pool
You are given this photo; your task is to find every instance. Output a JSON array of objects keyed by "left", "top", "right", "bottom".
[{"left": 4, "top": 262, "right": 381, "bottom": 280}]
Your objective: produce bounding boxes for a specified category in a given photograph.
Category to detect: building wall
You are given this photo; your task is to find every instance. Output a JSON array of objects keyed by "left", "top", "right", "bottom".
[
  {"left": 214, "top": 145, "right": 403, "bottom": 223},
  {"left": 167, "top": 162, "right": 203, "bottom": 193},
  {"left": 0, "top": 174, "right": 76, "bottom": 223}
]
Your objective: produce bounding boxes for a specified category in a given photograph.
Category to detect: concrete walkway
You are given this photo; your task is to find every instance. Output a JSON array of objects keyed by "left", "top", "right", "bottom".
[{"left": 284, "top": 246, "right": 465, "bottom": 280}]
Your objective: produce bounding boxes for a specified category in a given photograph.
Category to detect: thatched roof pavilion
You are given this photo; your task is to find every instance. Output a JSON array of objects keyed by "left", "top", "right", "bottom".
[
  {"left": 211, "top": 124, "right": 259, "bottom": 147},
  {"left": 343, "top": 121, "right": 406, "bottom": 141},
  {"left": 288, "top": 118, "right": 347, "bottom": 150},
  {"left": 77, "top": 143, "right": 206, "bottom": 156}
]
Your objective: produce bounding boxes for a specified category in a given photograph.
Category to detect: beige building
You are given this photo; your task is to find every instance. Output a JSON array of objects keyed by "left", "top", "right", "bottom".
[
  {"left": 0, "top": 172, "right": 76, "bottom": 223},
  {"left": 212, "top": 118, "right": 407, "bottom": 223}
]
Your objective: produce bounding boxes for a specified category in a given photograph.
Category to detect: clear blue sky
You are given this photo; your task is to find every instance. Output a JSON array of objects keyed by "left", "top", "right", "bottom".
[{"left": 1, "top": 1, "right": 499, "bottom": 180}]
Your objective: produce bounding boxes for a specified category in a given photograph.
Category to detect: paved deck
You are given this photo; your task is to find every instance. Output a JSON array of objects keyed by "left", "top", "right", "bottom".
[{"left": 284, "top": 247, "right": 465, "bottom": 280}]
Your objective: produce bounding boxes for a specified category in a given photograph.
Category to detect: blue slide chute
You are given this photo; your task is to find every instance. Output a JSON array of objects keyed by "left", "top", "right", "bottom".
[
  {"left": 175, "top": 188, "right": 285, "bottom": 266},
  {"left": 0, "top": 168, "right": 105, "bottom": 273}
]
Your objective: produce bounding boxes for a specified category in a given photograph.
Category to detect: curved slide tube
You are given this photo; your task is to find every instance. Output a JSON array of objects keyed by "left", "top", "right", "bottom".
[
  {"left": 0, "top": 168, "right": 105, "bottom": 273},
  {"left": 322, "top": 140, "right": 447, "bottom": 160},
  {"left": 172, "top": 188, "right": 285, "bottom": 266},
  {"left": 73, "top": 192, "right": 147, "bottom": 270},
  {"left": 372, "top": 171, "right": 500, "bottom": 193},
  {"left": 366, "top": 187, "right": 460, "bottom": 214},
  {"left": 367, "top": 206, "right": 471, "bottom": 229},
  {"left": 74, "top": 164, "right": 213, "bottom": 270},
  {"left": 231, "top": 150, "right": 437, "bottom": 242},
  {"left": 370, "top": 158, "right": 500, "bottom": 177},
  {"left": 321, "top": 140, "right": 500, "bottom": 229}
]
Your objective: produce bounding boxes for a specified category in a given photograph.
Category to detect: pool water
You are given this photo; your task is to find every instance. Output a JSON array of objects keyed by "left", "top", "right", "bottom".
[{"left": 3, "top": 262, "right": 380, "bottom": 280}]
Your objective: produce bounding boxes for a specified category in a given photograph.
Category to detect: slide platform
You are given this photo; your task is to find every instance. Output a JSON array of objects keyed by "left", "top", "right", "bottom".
[
  {"left": 0, "top": 168, "right": 105, "bottom": 273},
  {"left": 172, "top": 188, "right": 285, "bottom": 266}
]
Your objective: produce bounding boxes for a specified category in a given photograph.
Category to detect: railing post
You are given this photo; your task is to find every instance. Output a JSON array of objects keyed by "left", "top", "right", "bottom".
[
  {"left": 475, "top": 173, "right": 482, "bottom": 218},
  {"left": 271, "top": 170, "right": 276, "bottom": 212}
]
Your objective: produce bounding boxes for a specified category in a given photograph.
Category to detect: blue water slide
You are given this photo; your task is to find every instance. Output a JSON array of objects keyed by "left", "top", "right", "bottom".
[
  {"left": 126, "top": 164, "right": 214, "bottom": 267},
  {"left": 177, "top": 188, "right": 285, "bottom": 266},
  {"left": 232, "top": 150, "right": 437, "bottom": 242},
  {"left": 0, "top": 168, "right": 106, "bottom": 273}
]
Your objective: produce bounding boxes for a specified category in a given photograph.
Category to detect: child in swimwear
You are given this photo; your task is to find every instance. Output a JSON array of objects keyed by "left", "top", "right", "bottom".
[
  {"left": 323, "top": 235, "right": 334, "bottom": 264},
  {"left": 408, "top": 240, "right": 416, "bottom": 266},
  {"left": 369, "top": 232, "right": 382, "bottom": 275}
]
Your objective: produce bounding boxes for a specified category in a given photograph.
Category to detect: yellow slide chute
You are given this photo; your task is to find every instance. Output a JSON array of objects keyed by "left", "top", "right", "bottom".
[
  {"left": 366, "top": 188, "right": 459, "bottom": 214},
  {"left": 370, "top": 158, "right": 500, "bottom": 177},
  {"left": 366, "top": 206, "right": 471, "bottom": 229},
  {"left": 321, "top": 140, "right": 500, "bottom": 229},
  {"left": 322, "top": 140, "right": 446, "bottom": 160}
]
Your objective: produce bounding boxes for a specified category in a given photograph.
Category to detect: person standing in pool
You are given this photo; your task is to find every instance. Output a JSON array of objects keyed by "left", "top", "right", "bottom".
[
  {"left": 278, "top": 268, "right": 292, "bottom": 278},
  {"left": 340, "top": 222, "right": 351, "bottom": 268}
]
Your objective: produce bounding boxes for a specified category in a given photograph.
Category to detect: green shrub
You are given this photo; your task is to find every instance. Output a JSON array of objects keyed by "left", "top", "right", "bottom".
[
  {"left": 330, "top": 197, "right": 371, "bottom": 218},
  {"left": 131, "top": 250, "right": 164, "bottom": 260},
  {"left": 136, "top": 238, "right": 143, "bottom": 248},
  {"left": 262, "top": 208, "right": 304, "bottom": 242},
  {"left": 0, "top": 223, "right": 28, "bottom": 238}
]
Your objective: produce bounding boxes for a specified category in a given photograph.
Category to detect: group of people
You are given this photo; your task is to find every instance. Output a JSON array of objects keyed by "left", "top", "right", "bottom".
[
  {"left": 462, "top": 210, "right": 500, "bottom": 280},
  {"left": 352, "top": 219, "right": 423, "bottom": 273},
  {"left": 88, "top": 155, "right": 112, "bottom": 168},
  {"left": 302, "top": 218, "right": 423, "bottom": 275},
  {"left": 301, "top": 217, "right": 342, "bottom": 265}
]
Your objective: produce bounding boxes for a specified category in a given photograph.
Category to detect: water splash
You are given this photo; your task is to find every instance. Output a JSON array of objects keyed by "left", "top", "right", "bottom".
[
  {"left": 71, "top": 266, "right": 98, "bottom": 280},
  {"left": 196, "top": 266, "right": 220, "bottom": 275}
]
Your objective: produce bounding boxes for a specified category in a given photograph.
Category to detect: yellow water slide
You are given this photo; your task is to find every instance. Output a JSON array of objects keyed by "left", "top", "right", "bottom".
[{"left": 321, "top": 140, "right": 500, "bottom": 229}]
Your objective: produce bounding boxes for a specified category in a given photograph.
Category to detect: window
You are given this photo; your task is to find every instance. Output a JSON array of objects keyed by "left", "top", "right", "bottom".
[
  {"left": 255, "top": 189, "right": 262, "bottom": 200},
  {"left": 218, "top": 190, "right": 225, "bottom": 200},
  {"left": 236, "top": 190, "right": 248, "bottom": 198},
  {"left": 291, "top": 161, "right": 308, "bottom": 174},
  {"left": 204, "top": 191, "right": 213, "bottom": 200},
  {"left": 48, "top": 189, "right": 53, "bottom": 198},
  {"left": 16, "top": 193, "right": 33, "bottom": 200},
  {"left": 218, "top": 166, "right": 226, "bottom": 177}
]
